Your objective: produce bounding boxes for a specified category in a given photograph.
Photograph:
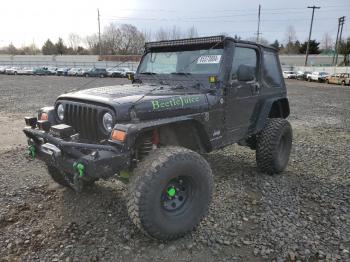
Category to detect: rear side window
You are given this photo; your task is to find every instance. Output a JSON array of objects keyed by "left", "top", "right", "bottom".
[{"left": 262, "top": 50, "right": 283, "bottom": 87}]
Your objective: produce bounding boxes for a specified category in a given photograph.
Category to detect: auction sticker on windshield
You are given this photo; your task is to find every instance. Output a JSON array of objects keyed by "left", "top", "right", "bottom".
[{"left": 197, "top": 55, "right": 222, "bottom": 64}]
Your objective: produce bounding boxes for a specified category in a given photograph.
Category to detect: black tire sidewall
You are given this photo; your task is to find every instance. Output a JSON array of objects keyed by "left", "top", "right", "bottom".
[
  {"left": 272, "top": 122, "right": 293, "bottom": 172},
  {"left": 142, "top": 157, "right": 211, "bottom": 236}
]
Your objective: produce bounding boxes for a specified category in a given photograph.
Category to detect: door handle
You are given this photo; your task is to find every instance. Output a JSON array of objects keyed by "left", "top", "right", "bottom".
[{"left": 251, "top": 82, "right": 260, "bottom": 94}]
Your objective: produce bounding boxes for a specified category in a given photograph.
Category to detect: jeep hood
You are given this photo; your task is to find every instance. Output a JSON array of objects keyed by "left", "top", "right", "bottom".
[{"left": 57, "top": 84, "right": 209, "bottom": 121}]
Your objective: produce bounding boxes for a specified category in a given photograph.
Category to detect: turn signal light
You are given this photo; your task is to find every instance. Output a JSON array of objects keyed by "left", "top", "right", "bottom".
[
  {"left": 111, "top": 130, "right": 126, "bottom": 142},
  {"left": 40, "top": 113, "right": 48, "bottom": 120}
]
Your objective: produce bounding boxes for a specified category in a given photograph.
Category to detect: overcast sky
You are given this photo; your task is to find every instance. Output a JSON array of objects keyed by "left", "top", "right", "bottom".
[{"left": 0, "top": 0, "right": 349, "bottom": 47}]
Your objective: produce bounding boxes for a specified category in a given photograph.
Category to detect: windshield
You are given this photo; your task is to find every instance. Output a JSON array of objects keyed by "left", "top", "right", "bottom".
[{"left": 138, "top": 48, "right": 223, "bottom": 75}]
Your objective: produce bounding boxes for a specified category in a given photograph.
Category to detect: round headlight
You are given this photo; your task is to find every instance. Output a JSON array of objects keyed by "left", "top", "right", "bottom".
[
  {"left": 57, "top": 104, "right": 65, "bottom": 121},
  {"left": 102, "top": 112, "right": 113, "bottom": 132}
]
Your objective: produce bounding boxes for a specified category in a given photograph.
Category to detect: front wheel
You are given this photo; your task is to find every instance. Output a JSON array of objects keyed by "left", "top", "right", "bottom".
[
  {"left": 256, "top": 118, "right": 292, "bottom": 174},
  {"left": 127, "top": 146, "right": 213, "bottom": 240}
]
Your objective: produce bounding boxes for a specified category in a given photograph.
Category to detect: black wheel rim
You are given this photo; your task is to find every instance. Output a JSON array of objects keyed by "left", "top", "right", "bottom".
[{"left": 161, "top": 176, "right": 192, "bottom": 213}]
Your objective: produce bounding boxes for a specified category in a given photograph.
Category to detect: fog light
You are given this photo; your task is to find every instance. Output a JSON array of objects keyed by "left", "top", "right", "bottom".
[
  {"left": 209, "top": 75, "right": 217, "bottom": 83},
  {"left": 37, "top": 120, "right": 51, "bottom": 132},
  {"left": 111, "top": 130, "right": 126, "bottom": 142},
  {"left": 25, "top": 117, "right": 37, "bottom": 128}
]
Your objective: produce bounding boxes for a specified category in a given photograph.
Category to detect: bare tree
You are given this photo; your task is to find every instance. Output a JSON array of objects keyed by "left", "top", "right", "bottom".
[
  {"left": 118, "top": 24, "right": 145, "bottom": 55},
  {"left": 68, "top": 33, "right": 82, "bottom": 51},
  {"left": 186, "top": 26, "right": 198, "bottom": 38},
  {"left": 321, "top": 33, "right": 333, "bottom": 52},
  {"left": 285, "top": 25, "right": 297, "bottom": 54},
  {"left": 245, "top": 36, "right": 269, "bottom": 45},
  {"left": 170, "top": 26, "right": 182, "bottom": 39},
  {"left": 102, "top": 23, "right": 122, "bottom": 55},
  {"left": 155, "top": 27, "right": 170, "bottom": 41}
]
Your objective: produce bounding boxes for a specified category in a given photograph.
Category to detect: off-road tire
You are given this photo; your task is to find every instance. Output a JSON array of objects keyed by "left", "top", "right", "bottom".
[
  {"left": 127, "top": 146, "right": 213, "bottom": 241},
  {"left": 256, "top": 118, "right": 292, "bottom": 174},
  {"left": 47, "top": 166, "right": 98, "bottom": 188}
]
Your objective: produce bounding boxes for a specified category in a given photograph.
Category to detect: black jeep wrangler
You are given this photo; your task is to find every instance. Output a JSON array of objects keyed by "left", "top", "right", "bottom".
[{"left": 23, "top": 36, "right": 292, "bottom": 241}]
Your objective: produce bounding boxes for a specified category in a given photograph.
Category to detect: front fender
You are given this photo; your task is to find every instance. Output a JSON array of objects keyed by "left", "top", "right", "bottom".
[{"left": 111, "top": 113, "right": 209, "bottom": 150}]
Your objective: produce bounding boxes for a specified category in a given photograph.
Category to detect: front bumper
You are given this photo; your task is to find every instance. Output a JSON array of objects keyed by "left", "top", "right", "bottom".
[{"left": 23, "top": 127, "right": 130, "bottom": 181}]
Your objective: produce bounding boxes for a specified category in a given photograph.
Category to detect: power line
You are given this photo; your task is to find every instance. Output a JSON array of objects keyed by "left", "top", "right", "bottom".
[{"left": 304, "top": 6, "right": 321, "bottom": 66}]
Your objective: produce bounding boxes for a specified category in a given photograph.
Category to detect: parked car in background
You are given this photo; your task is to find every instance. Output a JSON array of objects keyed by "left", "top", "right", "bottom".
[
  {"left": 326, "top": 73, "right": 350, "bottom": 86},
  {"left": 83, "top": 68, "right": 108, "bottom": 78},
  {"left": 17, "top": 67, "right": 34, "bottom": 75},
  {"left": 77, "top": 68, "right": 88, "bottom": 76},
  {"left": 297, "top": 71, "right": 312, "bottom": 80},
  {"left": 67, "top": 68, "right": 82, "bottom": 76},
  {"left": 33, "top": 67, "right": 51, "bottom": 75},
  {"left": 5, "top": 67, "right": 21, "bottom": 75},
  {"left": 306, "top": 72, "right": 329, "bottom": 82},
  {"left": 107, "top": 67, "right": 135, "bottom": 78},
  {"left": 47, "top": 67, "right": 58, "bottom": 75},
  {"left": 0, "top": 66, "right": 7, "bottom": 74},
  {"left": 283, "top": 71, "right": 297, "bottom": 79},
  {"left": 56, "top": 67, "right": 70, "bottom": 76}
]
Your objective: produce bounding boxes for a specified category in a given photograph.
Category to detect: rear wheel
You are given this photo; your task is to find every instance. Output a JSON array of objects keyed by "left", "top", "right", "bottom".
[
  {"left": 256, "top": 118, "right": 292, "bottom": 174},
  {"left": 341, "top": 81, "right": 345, "bottom": 86},
  {"left": 127, "top": 146, "right": 213, "bottom": 240}
]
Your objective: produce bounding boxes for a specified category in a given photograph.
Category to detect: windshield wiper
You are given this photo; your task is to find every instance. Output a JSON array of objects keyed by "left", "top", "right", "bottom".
[
  {"left": 140, "top": 71, "right": 157, "bottom": 75},
  {"left": 170, "top": 72, "right": 192, "bottom": 75},
  {"left": 139, "top": 71, "right": 169, "bottom": 85},
  {"left": 170, "top": 72, "right": 207, "bottom": 90}
]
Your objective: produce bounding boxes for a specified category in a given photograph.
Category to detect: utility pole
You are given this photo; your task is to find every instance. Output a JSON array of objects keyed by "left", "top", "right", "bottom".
[
  {"left": 256, "top": 4, "right": 261, "bottom": 43},
  {"left": 304, "top": 6, "right": 320, "bottom": 66},
  {"left": 335, "top": 16, "right": 345, "bottom": 65},
  {"left": 332, "top": 18, "right": 341, "bottom": 65},
  {"left": 97, "top": 9, "right": 102, "bottom": 57}
]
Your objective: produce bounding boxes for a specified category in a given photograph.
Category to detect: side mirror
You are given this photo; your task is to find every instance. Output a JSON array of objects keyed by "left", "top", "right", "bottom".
[
  {"left": 127, "top": 74, "right": 134, "bottom": 81},
  {"left": 237, "top": 65, "right": 255, "bottom": 82}
]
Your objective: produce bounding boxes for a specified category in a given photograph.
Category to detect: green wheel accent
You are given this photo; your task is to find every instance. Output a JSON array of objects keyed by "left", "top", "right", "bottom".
[
  {"left": 29, "top": 145, "right": 36, "bottom": 159},
  {"left": 167, "top": 187, "right": 176, "bottom": 197},
  {"left": 73, "top": 162, "right": 85, "bottom": 177}
]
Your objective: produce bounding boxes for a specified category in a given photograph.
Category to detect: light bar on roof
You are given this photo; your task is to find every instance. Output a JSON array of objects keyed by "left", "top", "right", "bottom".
[{"left": 145, "top": 36, "right": 225, "bottom": 49}]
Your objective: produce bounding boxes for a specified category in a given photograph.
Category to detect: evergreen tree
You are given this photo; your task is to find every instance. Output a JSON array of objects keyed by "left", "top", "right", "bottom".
[
  {"left": 271, "top": 40, "right": 280, "bottom": 50},
  {"left": 42, "top": 39, "right": 56, "bottom": 55},
  {"left": 299, "top": 40, "right": 320, "bottom": 54},
  {"left": 55, "top": 38, "right": 67, "bottom": 55}
]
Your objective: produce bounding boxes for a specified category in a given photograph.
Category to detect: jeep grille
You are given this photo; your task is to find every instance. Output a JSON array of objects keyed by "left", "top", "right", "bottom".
[{"left": 64, "top": 103, "right": 105, "bottom": 141}]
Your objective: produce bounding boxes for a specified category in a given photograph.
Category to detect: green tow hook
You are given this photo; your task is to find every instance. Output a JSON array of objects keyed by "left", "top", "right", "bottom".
[
  {"left": 28, "top": 145, "right": 36, "bottom": 159},
  {"left": 167, "top": 187, "right": 176, "bottom": 198},
  {"left": 73, "top": 162, "right": 85, "bottom": 177}
]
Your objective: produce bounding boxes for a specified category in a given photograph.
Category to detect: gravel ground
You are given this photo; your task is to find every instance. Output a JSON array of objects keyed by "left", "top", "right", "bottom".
[{"left": 0, "top": 75, "right": 349, "bottom": 261}]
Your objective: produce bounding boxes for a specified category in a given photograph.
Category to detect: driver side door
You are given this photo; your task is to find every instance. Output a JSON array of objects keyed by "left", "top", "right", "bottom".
[{"left": 225, "top": 44, "right": 261, "bottom": 139}]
